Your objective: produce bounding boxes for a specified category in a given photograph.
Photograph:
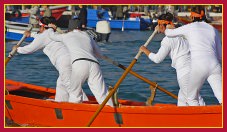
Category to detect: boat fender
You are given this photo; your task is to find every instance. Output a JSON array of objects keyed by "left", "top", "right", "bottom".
[{"left": 96, "top": 20, "right": 111, "bottom": 34}]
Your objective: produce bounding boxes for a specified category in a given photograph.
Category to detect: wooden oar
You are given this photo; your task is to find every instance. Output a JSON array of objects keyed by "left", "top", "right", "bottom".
[
  {"left": 5, "top": 25, "right": 32, "bottom": 66},
  {"left": 102, "top": 56, "right": 177, "bottom": 99},
  {"left": 86, "top": 29, "right": 158, "bottom": 127}
]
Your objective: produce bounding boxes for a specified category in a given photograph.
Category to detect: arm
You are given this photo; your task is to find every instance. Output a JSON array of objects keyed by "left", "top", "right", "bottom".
[
  {"left": 140, "top": 43, "right": 171, "bottom": 64},
  {"left": 165, "top": 24, "right": 189, "bottom": 38},
  {"left": 47, "top": 28, "right": 64, "bottom": 42},
  {"left": 215, "top": 30, "right": 222, "bottom": 62},
  {"left": 17, "top": 35, "right": 44, "bottom": 54},
  {"left": 91, "top": 39, "right": 104, "bottom": 59}
]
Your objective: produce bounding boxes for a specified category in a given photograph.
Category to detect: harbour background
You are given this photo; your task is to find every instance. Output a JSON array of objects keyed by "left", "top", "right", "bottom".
[{"left": 5, "top": 30, "right": 220, "bottom": 105}]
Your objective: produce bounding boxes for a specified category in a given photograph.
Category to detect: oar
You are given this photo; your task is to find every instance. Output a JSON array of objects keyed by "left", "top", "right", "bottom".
[
  {"left": 102, "top": 56, "right": 177, "bottom": 99},
  {"left": 121, "top": 15, "right": 125, "bottom": 31},
  {"left": 5, "top": 25, "right": 32, "bottom": 66},
  {"left": 86, "top": 29, "right": 158, "bottom": 127}
]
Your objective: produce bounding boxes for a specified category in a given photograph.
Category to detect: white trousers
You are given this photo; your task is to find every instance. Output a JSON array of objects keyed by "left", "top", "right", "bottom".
[
  {"left": 54, "top": 55, "right": 88, "bottom": 102},
  {"left": 187, "top": 55, "right": 222, "bottom": 106},
  {"left": 69, "top": 60, "right": 113, "bottom": 106},
  {"left": 176, "top": 56, "right": 205, "bottom": 106}
]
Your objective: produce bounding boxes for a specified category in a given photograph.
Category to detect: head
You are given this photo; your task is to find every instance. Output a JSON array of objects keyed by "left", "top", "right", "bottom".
[
  {"left": 79, "top": 5, "right": 83, "bottom": 8},
  {"left": 190, "top": 6, "right": 207, "bottom": 22},
  {"left": 157, "top": 12, "right": 174, "bottom": 33},
  {"left": 43, "top": 5, "right": 49, "bottom": 9},
  {"left": 39, "top": 16, "right": 57, "bottom": 33}
]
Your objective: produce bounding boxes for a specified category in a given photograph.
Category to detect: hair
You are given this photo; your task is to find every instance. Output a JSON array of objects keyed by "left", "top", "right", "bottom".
[
  {"left": 40, "top": 16, "right": 57, "bottom": 29},
  {"left": 158, "top": 12, "right": 174, "bottom": 27},
  {"left": 191, "top": 6, "right": 208, "bottom": 22}
]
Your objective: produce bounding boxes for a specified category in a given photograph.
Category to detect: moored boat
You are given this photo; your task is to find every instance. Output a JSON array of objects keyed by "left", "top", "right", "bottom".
[
  {"left": 5, "top": 79, "right": 222, "bottom": 127},
  {"left": 177, "top": 16, "right": 222, "bottom": 31},
  {"left": 6, "top": 6, "right": 68, "bottom": 24},
  {"left": 5, "top": 20, "right": 110, "bottom": 42},
  {"left": 87, "top": 9, "right": 149, "bottom": 30}
]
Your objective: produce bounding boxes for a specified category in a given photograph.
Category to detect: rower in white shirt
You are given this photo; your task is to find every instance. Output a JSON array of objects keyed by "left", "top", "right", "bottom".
[
  {"left": 47, "top": 22, "right": 113, "bottom": 106},
  {"left": 12, "top": 17, "right": 88, "bottom": 102},
  {"left": 164, "top": 6, "right": 222, "bottom": 106},
  {"left": 140, "top": 12, "right": 205, "bottom": 106}
]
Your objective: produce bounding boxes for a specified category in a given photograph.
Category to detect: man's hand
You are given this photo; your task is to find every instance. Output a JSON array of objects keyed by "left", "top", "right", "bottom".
[
  {"left": 12, "top": 45, "right": 19, "bottom": 52},
  {"left": 140, "top": 46, "right": 151, "bottom": 56},
  {"left": 140, "top": 46, "right": 147, "bottom": 53},
  {"left": 48, "top": 23, "right": 57, "bottom": 30},
  {"left": 155, "top": 25, "right": 160, "bottom": 33},
  {"left": 166, "top": 24, "right": 175, "bottom": 29},
  {"left": 24, "top": 31, "right": 31, "bottom": 37}
]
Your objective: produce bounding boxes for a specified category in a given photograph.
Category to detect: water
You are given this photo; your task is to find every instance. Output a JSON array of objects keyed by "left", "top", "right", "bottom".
[{"left": 5, "top": 30, "right": 219, "bottom": 105}]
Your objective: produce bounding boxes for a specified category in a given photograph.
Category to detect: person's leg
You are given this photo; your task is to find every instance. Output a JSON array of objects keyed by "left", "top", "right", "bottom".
[
  {"left": 207, "top": 64, "right": 222, "bottom": 104},
  {"left": 87, "top": 62, "right": 113, "bottom": 106},
  {"left": 68, "top": 61, "right": 89, "bottom": 103},
  {"left": 187, "top": 60, "right": 207, "bottom": 106},
  {"left": 55, "top": 77, "right": 69, "bottom": 102},
  {"left": 177, "top": 65, "right": 206, "bottom": 106}
]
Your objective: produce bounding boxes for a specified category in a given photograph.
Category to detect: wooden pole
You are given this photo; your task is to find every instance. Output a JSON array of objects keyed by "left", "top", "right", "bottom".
[
  {"left": 103, "top": 56, "right": 177, "bottom": 99},
  {"left": 5, "top": 25, "right": 32, "bottom": 66},
  {"left": 86, "top": 30, "right": 158, "bottom": 127}
]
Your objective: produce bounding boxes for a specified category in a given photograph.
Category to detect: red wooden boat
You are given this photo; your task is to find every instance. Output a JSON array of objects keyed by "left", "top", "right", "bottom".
[
  {"left": 7, "top": 6, "right": 67, "bottom": 21},
  {"left": 177, "top": 16, "right": 222, "bottom": 31},
  {"left": 5, "top": 79, "right": 222, "bottom": 127}
]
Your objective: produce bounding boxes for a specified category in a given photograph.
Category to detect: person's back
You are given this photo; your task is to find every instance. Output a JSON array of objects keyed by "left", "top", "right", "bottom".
[
  {"left": 161, "top": 36, "right": 189, "bottom": 68},
  {"left": 164, "top": 6, "right": 222, "bottom": 105},
  {"left": 60, "top": 30, "right": 98, "bottom": 63},
  {"left": 174, "top": 22, "right": 218, "bottom": 58},
  {"left": 47, "top": 27, "right": 113, "bottom": 106}
]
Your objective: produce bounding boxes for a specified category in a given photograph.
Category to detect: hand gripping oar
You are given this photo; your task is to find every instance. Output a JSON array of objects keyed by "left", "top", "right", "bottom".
[
  {"left": 86, "top": 29, "right": 158, "bottom": 127},
  {"left": 102, "top": 56, "right": 177, "bottom": 100},
  {"left": 5, "top": 25, "right": 32, "bottom": 66}
]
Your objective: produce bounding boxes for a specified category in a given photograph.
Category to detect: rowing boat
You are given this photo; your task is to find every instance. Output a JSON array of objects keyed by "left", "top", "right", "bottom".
[{"left": 5, "top": 79, "right": 222, "bottom": 127}]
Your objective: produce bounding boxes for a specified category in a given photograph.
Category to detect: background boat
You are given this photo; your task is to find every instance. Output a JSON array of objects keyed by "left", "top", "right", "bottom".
[{"left": 5, "top": 6, "right": 68, "bottom": 24}]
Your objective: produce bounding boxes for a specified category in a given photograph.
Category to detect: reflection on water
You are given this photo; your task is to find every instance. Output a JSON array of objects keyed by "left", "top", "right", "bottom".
[{"left": 5, "top": 30, "right": 219, "bottom": 105}]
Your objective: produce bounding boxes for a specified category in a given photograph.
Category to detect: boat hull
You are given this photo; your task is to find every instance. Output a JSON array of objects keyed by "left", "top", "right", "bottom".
[
  {"left": 6, "top": 6, "right": 67, "bottom": 24},
  {"left": 5, "top": 80, "right": 222, "bottom": 127},
  {"left": 177, "top": 16, "right": 222, "bottom": 31}
]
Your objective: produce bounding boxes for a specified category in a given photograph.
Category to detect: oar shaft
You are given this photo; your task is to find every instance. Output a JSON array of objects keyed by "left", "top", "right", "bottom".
[
  {"left": 86, "top": 59, "right": 137, "bottom": 127},
  {"left": 5, "top": 26, "right": 32, "bottom": 66},
  {"left": 118, "top": 64, "right": 178, "bottom": 99},
  {"left": 87, "top": 30, "right": 158, "bottom": 127},
  {"left": 103, "top": 56, "right": 177, "bottom": 99},
  {"left": 135, "top": 30, "right": 158, "bottom": 59}
]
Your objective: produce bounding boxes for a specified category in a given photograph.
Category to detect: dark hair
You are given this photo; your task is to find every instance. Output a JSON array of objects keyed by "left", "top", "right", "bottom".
[
  {"left": 40, "top": 16, "right": 57, "bottom": 29},
  {"left": 158, "top": 12, "right": 174, "bottom": 27},
  {"left": 191, "top": 6, "right": 207, "bottom": 22}
]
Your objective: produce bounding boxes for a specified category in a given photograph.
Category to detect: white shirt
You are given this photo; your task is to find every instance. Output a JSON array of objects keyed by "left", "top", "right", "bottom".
[
  {"left": 165, "top": 22, "right": 222, "bottom": 62},
  {"left": 47, "top": 29, "right": 103, "bottom": 63},
  {"left": 149, "top": 36, "right": 190, "bottom": 69},
  {"left": 17, "top": 30, "right": 69, "bottom": 66}
]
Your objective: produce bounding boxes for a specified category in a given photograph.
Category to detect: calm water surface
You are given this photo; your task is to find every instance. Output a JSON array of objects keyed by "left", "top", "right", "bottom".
[{"left": 5, "top": 30, "right": 219, "bottom": 105}]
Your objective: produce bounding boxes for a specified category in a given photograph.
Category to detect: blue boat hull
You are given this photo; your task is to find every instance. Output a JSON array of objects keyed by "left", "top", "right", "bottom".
[
  {"left": 7, "top": 9, "right": 149, "bottom": 30},
  {"left": 6, "top": 32, "right": 34, "bottom": 42}
]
